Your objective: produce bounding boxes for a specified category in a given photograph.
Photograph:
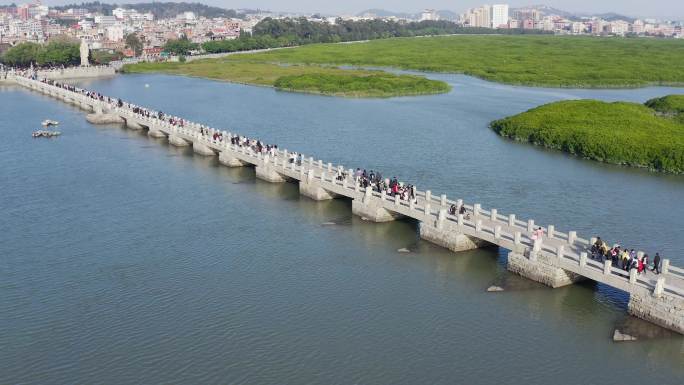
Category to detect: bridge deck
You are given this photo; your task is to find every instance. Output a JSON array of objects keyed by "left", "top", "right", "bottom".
[{"left": 15, "top": 76, "right": 684, "bottom": 302}]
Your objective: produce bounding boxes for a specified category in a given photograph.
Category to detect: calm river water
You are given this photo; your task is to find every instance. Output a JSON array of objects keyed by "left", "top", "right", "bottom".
[{"left": 1, "top": 73, "right": 683, "bottom": 384}]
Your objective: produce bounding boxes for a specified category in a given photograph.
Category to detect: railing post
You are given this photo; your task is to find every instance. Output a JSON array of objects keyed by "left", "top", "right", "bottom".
[
  {"left": 568, "top": 231, "right": 576, "bottom": 244},
  {"left": 457, "top": 214, "right": 464, "bottom": 227},
  {"left": 603, "top": 260, "right": 612, "bottom": 275},
  {"left": 365, "top": 186, "right": 371, "bottom": 198},
  {"left": 579, "top": 252, "right": 587, "bottom": 268},
  {"left": 629, "top": 268, "right": 637, "bottom": 284},
  {"left": 547, "top": 225, "right": 555, "bottom": 239},
  {"left": 425, "top": 190, "right": 431, "bottom": 202},
  {"left": 473, "top": 203, "right": 481, "bottom": 217},
  {"left": 394, "top": 194, "right": 400, "bottom": 206},
  {"left": 494, "top": 225, "right": 501, "bottom": 239},
  {"left": 409, "top": 199, "right": 415, "bottom": 210},
  {"left": 533, "top": 238, "right": 542, "bottom": 252},
  {"left": 437, "top": 209, "right": 446, "bottom": 229},
  {"left": 556, "top": 245, "right": 564, "bottom": 259},
  {"left": 475, "top": 220, "right": 482, "bottom": 232},
  {"left": 321, "top": 171, "right": 327, "bottom": 182},
  {"left": 527, "top": 219, "right": 535, "bottom": 233},
  {"left": 424, "top": 203, "right": 431, "bottom": 216},
  {"left": 662, "top": 259, "right": 670, "bottom": 275},
  {"left": 456, "top": 199, "right": 463, "bottom": 210},
  {"left": 509, "top": 214, "right": 515, "bottom": 227},
  {"left": 490, "top": 209, "right": 497, "bottom": 221},
  {"left": 514, "top": 232, "right": 521, "bottom": 245},
  {"left": 654, "top": 277, "right": 665, "bottom": 297},
  {"left": 440, "top": 194, "right": 447, "bottom": 207},
  {"left": 590, "top": 237, "right": 597, "bottom": 246},
  {"left": 327, "top": 162, "right": 332, "bottom": 172}
]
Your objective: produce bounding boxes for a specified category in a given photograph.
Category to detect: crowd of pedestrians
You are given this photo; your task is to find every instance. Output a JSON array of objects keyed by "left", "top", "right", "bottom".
[{"left": 591, "top": 237, "right": 663, "bottom": 275}]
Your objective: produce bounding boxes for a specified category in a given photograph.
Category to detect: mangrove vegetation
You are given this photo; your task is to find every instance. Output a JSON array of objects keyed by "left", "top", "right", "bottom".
[{"left": 489, "top": 96, "right": 684, "bottom": 173}]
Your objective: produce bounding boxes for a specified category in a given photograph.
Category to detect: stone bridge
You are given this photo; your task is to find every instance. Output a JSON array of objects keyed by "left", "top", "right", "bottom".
[{"left": 12, "top": 75, "right": 684, "bottom": 335}]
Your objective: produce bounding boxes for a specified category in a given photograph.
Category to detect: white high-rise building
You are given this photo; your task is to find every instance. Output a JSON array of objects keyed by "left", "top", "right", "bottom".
[
  {"left": 491, "top": 4, "right": 509, "bottom": 28},
  {"left": 421, "top": 9, "right": 438, "bottom": 21}
]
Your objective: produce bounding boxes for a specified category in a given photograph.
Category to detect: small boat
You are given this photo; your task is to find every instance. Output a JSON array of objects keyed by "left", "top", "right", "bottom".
[
  {"left": 32, "top": 130, "right": 61, "bottom": 138},
  {"left": 41, "top": 120, "right": 59, "bottom": 127}
]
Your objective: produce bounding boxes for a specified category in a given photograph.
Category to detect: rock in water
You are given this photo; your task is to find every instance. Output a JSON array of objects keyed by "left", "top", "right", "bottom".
[
  {"left": 397, "top": 248, "right": 410, "bottom": 253},
  {"left": 487, "top": 286, "right": 504, "bottom": 292},
  {"left": 613, "top": 329, "right": 637, "bottom": 342}
]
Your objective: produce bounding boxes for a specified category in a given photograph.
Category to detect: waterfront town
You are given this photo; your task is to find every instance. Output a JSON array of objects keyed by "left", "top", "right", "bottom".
[{"left": 0, "top": 2, "right": 682, "bottom": 61}]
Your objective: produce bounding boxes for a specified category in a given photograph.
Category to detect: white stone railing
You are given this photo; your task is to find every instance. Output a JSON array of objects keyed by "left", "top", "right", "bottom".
[{"left": 17, "top": 75, "right": 684, "bottom": 301}]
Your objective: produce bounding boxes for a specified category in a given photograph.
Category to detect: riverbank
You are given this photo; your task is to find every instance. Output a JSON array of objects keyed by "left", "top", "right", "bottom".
[
  {"left": 223, "top": 35, "right": 684, "bottom": 88},
  {"left": 490, "top": 97, "right": 684, "bottom": 173},
  {"left": 121, "top": 60, "right": 450, "bottom": 98}
]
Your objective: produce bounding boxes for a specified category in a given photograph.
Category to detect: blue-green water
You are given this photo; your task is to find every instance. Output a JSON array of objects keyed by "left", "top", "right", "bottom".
[{"left": 1, "top": 74, "right": 682, "bottom": 384}]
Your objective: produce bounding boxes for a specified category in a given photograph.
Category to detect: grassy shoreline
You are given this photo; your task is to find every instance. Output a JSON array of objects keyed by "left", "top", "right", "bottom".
[
  {"left": 490, "top": 97, "right": 684, "bottom": 174},
  {"left": 121, "top": 60, "right": 450, "bottom": 98}
]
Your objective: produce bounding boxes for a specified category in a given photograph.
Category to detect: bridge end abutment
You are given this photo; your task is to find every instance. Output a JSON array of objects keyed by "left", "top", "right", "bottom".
[
  {"left": 628, "top": 285, "right": 684, "bottom": 335},
  {"left": 507, "top": 251, "right": 585, "bottom": 288}
]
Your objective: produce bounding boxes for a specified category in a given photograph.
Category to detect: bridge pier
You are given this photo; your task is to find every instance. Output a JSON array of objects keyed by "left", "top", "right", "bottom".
[
  {"left": 147, "top": 128, "right": 166, "bottom": 138},
  {"left": 352, "top": 193, "right": 402, "bottom": 222},
  {"left": 192, "top": 141, "right": 217, "bottom": 156},
  {"left": 86, "top": 113, "right": 124, "bottom": 125},
  {"left": 299, "top": 177, "right": 338, "bottom": 201},
  {"left": 125, "top": 119, "right": 144, "bottom": 130},
  {"left": 168, "top": 134, "right": 190, "bottom": 147},
  {"left": 507, "top": 251, "right": 584, "bottom": 288},
  {"left": 628, "top": 286, "right": 684, "bottom": 334},
  {"left": 218, "top": 150, "right": 247, "bottom": 167},
  {"left": 255, "top": 164, "right": 287, "bottom": 182},
  {"left": 419, "top": 222, "right": 491, "bottom": 252}
]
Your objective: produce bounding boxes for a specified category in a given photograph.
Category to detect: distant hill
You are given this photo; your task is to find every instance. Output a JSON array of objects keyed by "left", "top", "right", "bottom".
[
  {"left": 356, "top": 9, "right": 458, "bottom": 20},
  {"left": 356, "top": 9, "right": 415, "bottom": 19},
  {"left": 51, "top": 2, "right": 244, "bottom": 19},
  {"left": 512, "top": 4, "right": 635, "bottom": 22}
]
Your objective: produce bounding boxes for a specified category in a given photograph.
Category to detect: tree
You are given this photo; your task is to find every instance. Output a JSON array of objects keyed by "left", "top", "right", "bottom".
[
  {"left": 125, "top": 33, "right": 143, "bottom": 56},
  {"left": 1, "top": 41, "right": 81, "bottom": 67},
  {"left": 163, "top": 36, "right": 198, "bottom": 56}
]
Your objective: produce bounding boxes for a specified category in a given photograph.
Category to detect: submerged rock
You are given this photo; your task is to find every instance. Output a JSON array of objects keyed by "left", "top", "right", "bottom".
[
  {"left": 397, "top": 248, "right": 410, "bottom": 253},
  {"left": 613, "top": 329, "right": 638, "bottom": 342},
  {"left": 487, "top": 286, "right": 505, "bottom": 292}
]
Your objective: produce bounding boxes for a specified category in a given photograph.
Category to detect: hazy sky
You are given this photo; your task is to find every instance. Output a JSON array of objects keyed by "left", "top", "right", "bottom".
[{"left": 32, "top": 1, "right": 684, "bottom": 20}]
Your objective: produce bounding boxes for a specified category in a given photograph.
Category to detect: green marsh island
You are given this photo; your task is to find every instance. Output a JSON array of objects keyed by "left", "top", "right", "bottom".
[
  {"left": 125, "top": 35, "right": 684, "bottom": 95},
  {"left": 490, "top": 96, "right": 684, "bottom": 173},
  {"left": 122, "top": 60, "right": 450, "bottom": 98}
]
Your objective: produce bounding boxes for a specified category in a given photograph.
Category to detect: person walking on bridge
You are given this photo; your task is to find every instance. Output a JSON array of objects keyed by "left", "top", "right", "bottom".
[{"left": 652, "top": 253, "right": 661, "bottom": 274}]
